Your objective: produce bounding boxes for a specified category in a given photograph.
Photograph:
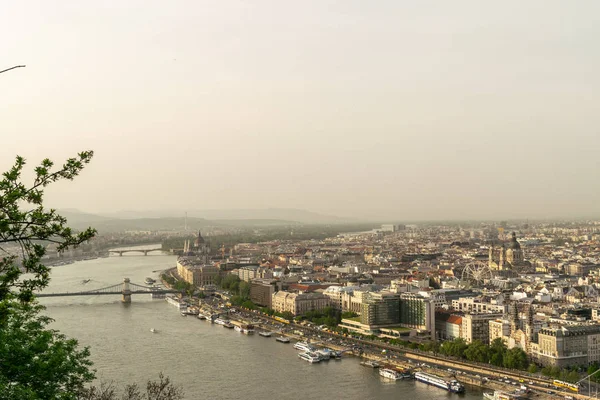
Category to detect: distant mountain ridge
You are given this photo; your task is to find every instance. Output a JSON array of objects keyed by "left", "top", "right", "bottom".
[
  {"left": 96, "top": 208, "right": 352, "bottom": 224},
  {"left": 58, "top": 208, "right": 354, "bottom": 232}
]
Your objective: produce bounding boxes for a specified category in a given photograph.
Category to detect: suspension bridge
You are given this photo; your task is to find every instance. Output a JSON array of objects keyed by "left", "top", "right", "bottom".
[{"left": 36, "top": 278, "right": 181, "bottom": 303}]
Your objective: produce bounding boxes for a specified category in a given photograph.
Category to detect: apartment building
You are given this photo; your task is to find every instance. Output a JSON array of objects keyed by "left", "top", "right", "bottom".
[
  {"left": 271, "top": 291, "right": 330, "bottom": 316},
  {"left": 461, "top": 313, "right": 503, "bottom": 344},
  {"left": 533, "top": 325, "right": 600, "bottom": 367}
]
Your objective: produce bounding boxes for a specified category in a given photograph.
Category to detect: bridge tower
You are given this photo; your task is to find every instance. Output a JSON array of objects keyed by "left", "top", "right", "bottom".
[{"left": 122, "top": 278, "right": 132, "bottom": 303}]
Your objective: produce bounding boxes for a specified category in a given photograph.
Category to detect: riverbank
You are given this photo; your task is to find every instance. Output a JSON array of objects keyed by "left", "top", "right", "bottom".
[{"left": 46, "top": 253, "right": 110, "bottom": 267}]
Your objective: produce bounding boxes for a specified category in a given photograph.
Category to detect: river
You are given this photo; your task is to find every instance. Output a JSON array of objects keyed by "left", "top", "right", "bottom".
[{"left": 40, "top": 247, "right": 483, "bottom": 400}]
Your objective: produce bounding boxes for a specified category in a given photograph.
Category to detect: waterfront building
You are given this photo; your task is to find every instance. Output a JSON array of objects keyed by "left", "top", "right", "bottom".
[
  {"left": 360, "top": 292, "right": 400, "bottom": 326},
  {"left": 271, "top": 291, "right": 330, "bottom": 316},
  {"left": 461, "top": 313, "right": 503, "bottom": 344},
  {"left": 533, "top": 325, "right": 600, "bottom": 367},
  {"left": 177, "top": 257, "right": 219, "bottom": 287},
  {"left": 250, "top": 279, "right": 276, "bottom": 308},
  {"left": 323, "top": 286, "right": 357, "bottom": 310},
  {"left": 399, "top": 292, "right": 436, "bottom": 334},
  {"left": 341, "top": 290, "right": 365, "bottom": 313}
]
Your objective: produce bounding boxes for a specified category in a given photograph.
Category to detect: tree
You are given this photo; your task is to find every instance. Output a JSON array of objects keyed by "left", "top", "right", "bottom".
[
  {"left": 503, "top": 348, "right": 529, "bottom": 370},
  {"left": 238, "top": 281, "right": 251, "bottom": 300},
  {"left": 0, "top": 152, "right": 96, "bottom": 304},
  {"left": 79, "top": 373, "right": 184, "bottom": 400},
  {"left": 464, "top": 340, "right": 490, "bottom": 363},
  {"left": 489, "top": 338, "right": 507, "bottom": 367},
  {"left": 527, "top": 364, "right": 538, "bottom": 374},
  {"left": 0, "top": 153, "right": 97, "bottom": 398},
  {"left": 440, "top": 338, "right": 468, "bottom": 358}
]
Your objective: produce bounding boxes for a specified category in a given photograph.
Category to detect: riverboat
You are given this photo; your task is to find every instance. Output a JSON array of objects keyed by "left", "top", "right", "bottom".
[
  {"left": 276, "top": 336, "right": 290, "bottom": 343},
  {"left": 360, "top": 360, "right": 380, "bottom": 368},
  {"left": 223, "top": 322, "right": 235, "bottom": 329},
  {"left": 214, "top": 318, "right": 228, "bottom": 325},
  {"left": 293, "top": 342, "right": 315, "bottom": 352},
  {"left": 414, "top": 372, "right": 465, "bottom": 393},
  {"left": 298, "top": 352, "right": 320, "bottom": 363},
  {"left": 316, "top": 348, "right": 331, "bottom": 360},
  {"left": 166, "top": 296, "right": 187, "bottom": 311},
  {"left": 379, "top": 368, "right": 402, "bottom": 380},
  {"left": 483, "top": 391, "right": 526, "bottom": 400},
  {"left": 197, "top": 314, "right": 207, "bottom": 320},
  {"left": 145, "top": 277, "right": 156, "bottom": 285},
  {"left": 258, "top": 331, "right": 272, "bottom": 337}
]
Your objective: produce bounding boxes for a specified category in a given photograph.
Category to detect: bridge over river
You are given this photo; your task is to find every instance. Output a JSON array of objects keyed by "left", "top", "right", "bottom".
[
  {"left": 37, "top": 278, "right": 181, "bottom": 303},
  {"left": 108, "top": 248, "right": 164, "bottom": 256}
]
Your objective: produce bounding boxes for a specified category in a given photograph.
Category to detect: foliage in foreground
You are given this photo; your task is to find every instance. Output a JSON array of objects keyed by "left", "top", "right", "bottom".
[
  {"left": 0, "top": 302, "right": 95, "bottom": 399},
  {"left": 79, "top": 373, "right": 184, "bottom": 400},
  {"left": 0, "top": 151, "right": 96, "bottom": 305},
  {"left": 0, "top": 152, "right": 98, "bottom": 399}
]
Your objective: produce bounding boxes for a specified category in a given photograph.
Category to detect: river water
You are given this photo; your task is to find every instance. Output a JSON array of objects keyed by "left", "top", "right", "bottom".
[{"left": 40, "top": 248, "right": 482, "bottom": 400}]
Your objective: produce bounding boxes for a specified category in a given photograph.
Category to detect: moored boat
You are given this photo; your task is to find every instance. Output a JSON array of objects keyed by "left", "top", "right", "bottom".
[
  {"left": 223, "top": 322, "right": 235, "bottom": 329},
  {"left": 276, "top": 336, "right": 290, "bottom": 343},
  {"left": 258, "top": 331, "right": 272, "bottom": 337},
  {"left": 414, "top": 372, "right": 464, "bottom": 393},
  {"left": 315, "top": 348, "right": 331, "bottom": 361},
  {"left": 379, "top": 368, "right": 402, "bottom": 380},
  {"left": 483, "top": 391, "right": 525, "bottom": 400},
  {"left": 360, "top": 360, "right": 380, "bottom": 368},
  {"left": 293, "top": 341, "right": 315, "bottom": 352},
  {"left": 298, "top": 352, "right": 320, "bottom": 363},
  {"left": 166, "top": 296, "right": 187, "bottom": 310}
]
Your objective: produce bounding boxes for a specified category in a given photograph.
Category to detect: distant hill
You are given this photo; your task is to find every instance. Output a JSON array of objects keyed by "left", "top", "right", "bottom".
[
  {"left": 57, "top": 209, "right": 314, "bottom": 233},
  {"left": 98, "top": 208, "right": 352, "bottom": 224}
]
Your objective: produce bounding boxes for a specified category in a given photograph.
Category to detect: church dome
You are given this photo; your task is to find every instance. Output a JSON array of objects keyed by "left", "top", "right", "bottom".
[
  {"left": 509, "top": 232, "right": 521, "bottom": 250},
  {"left": 194, "top": 231, "right": 205, "bottom": 246}
]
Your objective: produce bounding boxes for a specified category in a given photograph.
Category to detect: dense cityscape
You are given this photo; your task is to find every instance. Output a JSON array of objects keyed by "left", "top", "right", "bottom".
[
  {"left": 3, "top": 2, "right": 600, "bottom": 399},
  {"left": 124, "top": 220, "right": 597, "bottom": 399}
]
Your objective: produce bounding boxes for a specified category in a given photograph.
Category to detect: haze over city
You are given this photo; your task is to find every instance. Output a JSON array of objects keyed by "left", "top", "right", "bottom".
[{"left": 2, "top": 1, "right": 599, "bottom": 221}]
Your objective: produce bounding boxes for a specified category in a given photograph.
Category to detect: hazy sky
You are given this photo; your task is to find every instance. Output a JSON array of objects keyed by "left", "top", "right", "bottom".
[{"left": 2, "top": 1, "right": 599, "bottom": 221}]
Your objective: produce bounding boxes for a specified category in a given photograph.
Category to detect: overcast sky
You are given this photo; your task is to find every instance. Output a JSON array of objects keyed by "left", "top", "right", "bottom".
[{"left": 1, "top": 1, "right": 599, "bottom": 221}]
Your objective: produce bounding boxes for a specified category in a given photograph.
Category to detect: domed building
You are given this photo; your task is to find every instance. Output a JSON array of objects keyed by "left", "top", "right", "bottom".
[
  {"left": 505, "top": 232, "right": 524, "bottom": 265},
  {"left": 489, "top": 232, "right": 526, "bottom": 271}
]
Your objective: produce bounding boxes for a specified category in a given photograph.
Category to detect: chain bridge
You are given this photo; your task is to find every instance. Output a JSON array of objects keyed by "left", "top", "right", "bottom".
[{"left": 37, "top": 278, "right": 181, "bottom": 303}]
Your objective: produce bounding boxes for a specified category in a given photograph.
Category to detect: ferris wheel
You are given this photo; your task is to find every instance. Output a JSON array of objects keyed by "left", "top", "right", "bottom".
[{"left": 461, "top": 261, "right": 493, "bottom": 286}]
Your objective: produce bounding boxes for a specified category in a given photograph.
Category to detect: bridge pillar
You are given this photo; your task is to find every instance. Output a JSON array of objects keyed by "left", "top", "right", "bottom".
[
  {"left": 143, "top": 250, "right": 148, "bottom": 256},
  {"left": 122, "top": 278, "right": 131, "bottom": 303},
  {"left": 119, "top": 251, "right": 123, "bottom": 256}
]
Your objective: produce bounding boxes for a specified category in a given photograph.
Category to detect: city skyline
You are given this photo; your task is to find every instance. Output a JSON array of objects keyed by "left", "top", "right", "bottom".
[{"left": 2, "top": 1, "right": 600, "bottom": 221}]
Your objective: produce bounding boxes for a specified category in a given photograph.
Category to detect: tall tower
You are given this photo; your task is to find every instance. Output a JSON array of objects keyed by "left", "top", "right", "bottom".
[
  {"left": 510, "top": 302, "right": 519, "bottom": 333},
  {"left": 525, "top": 304, "right": 535, "bottom": 342}
]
